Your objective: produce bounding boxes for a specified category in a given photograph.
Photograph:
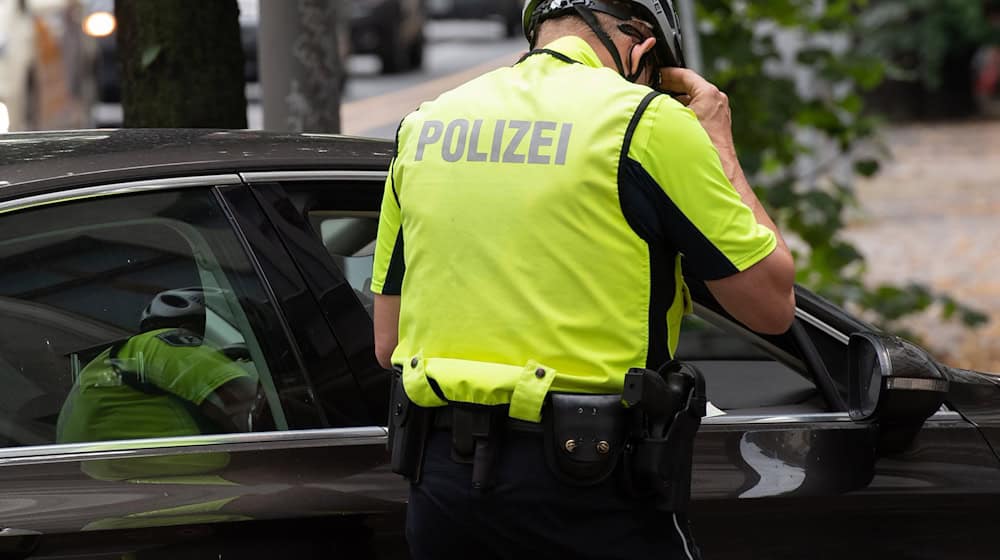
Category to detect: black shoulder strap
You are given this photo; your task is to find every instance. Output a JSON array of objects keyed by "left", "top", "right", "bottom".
[
  {"left": 517, "top": 48, "right": 581, "bottom": 65},
  {"left": 620, "top": 91, "right": 662, "bottom": 165}
]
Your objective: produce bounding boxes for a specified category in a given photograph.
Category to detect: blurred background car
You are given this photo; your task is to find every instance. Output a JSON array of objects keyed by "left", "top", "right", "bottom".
[
  {"left": 428, "top": 0, "right": 522, "bottom": 38},
  {"left": 350, "top": 0, "right": 424, "bottom": 74},
  {"left": 0, "top": 0, "right": 95, "bottom": 131}
]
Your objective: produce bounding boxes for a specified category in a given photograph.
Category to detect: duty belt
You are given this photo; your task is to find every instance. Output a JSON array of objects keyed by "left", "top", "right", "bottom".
[{"left": 432, "top": 405, "right": 544, "bottom": 433}]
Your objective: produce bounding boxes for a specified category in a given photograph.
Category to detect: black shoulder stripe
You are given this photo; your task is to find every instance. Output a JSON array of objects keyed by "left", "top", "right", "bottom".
[
  {"left": 381, "top": 230, "right": 406, "bottom": 295},
  {"left": 517, "top": 49, "right": 580, "bottom": 65},
  {"left": 620, "top": 90, "right": 662, "bottom": 169},
  {"left": 389, "top": 118, "right": 405, "bottom": 207}
]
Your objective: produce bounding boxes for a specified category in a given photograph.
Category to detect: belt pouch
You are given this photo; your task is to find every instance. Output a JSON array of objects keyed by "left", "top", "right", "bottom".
[
  {"left": 625, "top": 364, "right": 706, "bottom": 511},
  {"left": 543, "top": 393, "right": 627, "bottom": 486},
  {"left": 450, "top": 405, "right": 505, "bottom": 491},
  {"left": 388, "top": 371, "right": 432, "bottom": 483}
]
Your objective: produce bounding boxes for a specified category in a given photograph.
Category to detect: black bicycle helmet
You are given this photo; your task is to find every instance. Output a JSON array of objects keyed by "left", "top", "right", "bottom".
[
  {"left": 523, "top": 0, "right": 685, "bottom": 81},
  {"left": 139, "top": 287, "right": 208, "bottom": 333}
]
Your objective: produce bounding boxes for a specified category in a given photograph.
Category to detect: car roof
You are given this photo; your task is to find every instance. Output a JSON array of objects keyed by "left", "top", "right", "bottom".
[{"left": 0, "top": 129, "right": 394, "bottom": 200}]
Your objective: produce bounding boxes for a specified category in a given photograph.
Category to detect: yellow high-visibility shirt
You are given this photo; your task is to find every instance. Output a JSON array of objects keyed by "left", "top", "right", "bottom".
[{"left": 372, "top": 36, "right": 775, "bottom": 421}]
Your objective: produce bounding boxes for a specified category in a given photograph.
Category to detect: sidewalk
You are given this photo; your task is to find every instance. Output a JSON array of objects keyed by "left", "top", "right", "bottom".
[{"left": 843, "top": 119, "right": 1000, "bottom": 372}]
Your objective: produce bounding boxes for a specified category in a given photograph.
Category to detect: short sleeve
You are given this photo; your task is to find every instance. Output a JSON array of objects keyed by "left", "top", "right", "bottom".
[
  {"left": 371, "top": 118, "right": 409, "bottom": 295},
  {"left": 134, "top": 331, "right": 251, "bottom": 406},
  {"left": 628, "top": 95, "right": 776, "bottom": 280}
]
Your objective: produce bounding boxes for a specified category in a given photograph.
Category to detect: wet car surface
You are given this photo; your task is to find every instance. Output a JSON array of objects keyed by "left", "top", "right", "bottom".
[{"left": 0, "top": 129, "right": 999, "bottom": 559}]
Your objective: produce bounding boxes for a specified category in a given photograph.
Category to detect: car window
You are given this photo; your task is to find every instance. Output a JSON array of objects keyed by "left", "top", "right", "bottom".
[
  {"left": 281, "top": 181, "right": 383, "bottom": 318},
  {"left": 676, "top": 315, "right": 822, "bottom": 414},
  {"left": 308, "top": 212, "right": 378, "bottom": 317},
  {"left": 0, "top": 188, "right": 292, "bottom": 449}
]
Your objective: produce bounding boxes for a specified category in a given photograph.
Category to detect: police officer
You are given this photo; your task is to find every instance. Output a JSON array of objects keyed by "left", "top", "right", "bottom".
[
  {"left": 58, "top": 287, "right": 257, "bottom": 480},
  {"left": 371, "top": 0, "right": 796, "bottom": 558}
]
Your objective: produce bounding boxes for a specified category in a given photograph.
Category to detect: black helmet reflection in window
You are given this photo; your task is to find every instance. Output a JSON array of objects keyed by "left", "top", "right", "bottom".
[{"left": 139, "top": 287, "right": 210, "bottom": 334}]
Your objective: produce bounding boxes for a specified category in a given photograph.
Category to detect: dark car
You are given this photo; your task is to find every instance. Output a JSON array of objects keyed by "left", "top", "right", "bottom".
[
  {"left": 0, "top": 129, "right": 999, "bottom": 559},
  {"left": 350, "top": 0, "right": 425, "bottom": 74},
  {"left": 428, "top": 0, "right": 523, "bottom": 38}
]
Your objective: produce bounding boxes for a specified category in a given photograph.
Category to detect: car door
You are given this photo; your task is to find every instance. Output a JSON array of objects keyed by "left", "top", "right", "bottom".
[
  {"left": 681, "top": 294, "right": 1000, "bottom": 560},
  {"left": 0, "top": 175, "right": 406, "bottom": 560}
]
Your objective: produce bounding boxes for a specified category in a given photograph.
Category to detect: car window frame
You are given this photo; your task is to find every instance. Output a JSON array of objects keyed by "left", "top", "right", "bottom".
[{"left": 239, "top": 173, "right": 389, "bottom": 427}]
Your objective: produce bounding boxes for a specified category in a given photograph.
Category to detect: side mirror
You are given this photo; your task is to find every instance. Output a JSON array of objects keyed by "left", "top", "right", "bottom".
[{"left": 848, "top": 332, "right": 949, "bottom": 452}]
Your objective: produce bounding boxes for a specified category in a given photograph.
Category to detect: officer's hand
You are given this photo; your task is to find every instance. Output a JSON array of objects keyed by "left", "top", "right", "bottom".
[{"left": 659, "top": 68, "right": 736, "bottom": 157}]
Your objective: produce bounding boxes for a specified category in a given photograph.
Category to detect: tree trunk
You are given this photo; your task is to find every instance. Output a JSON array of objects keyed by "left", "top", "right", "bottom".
[
  {"left": 116, "top": 0, "right": 247, "bottom": 128},
  {"left": 259, "top": 0, "right": 343, "bottom": 133}
]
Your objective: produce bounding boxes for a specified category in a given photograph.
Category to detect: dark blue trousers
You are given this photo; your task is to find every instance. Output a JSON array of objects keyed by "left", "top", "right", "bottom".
[{"left": 406, "top": 429, "right": 702, "bottom": 560}]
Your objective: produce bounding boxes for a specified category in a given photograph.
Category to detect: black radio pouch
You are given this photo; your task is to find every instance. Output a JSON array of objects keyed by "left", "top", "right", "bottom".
[
  {"left": 387, "top": 371, "right": 432, "bottom": 483},
  {"left": 543, "top": 393, "right": 628, "bottom": 486},
  {"left": 623, "top": 361, "right": 706, "bottom": 511}
]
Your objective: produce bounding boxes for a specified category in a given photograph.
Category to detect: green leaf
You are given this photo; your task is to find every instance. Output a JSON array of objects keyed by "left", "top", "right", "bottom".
[
  {"left": 141, "top": 45, "right": 163, "bottom": 70},
  {"left": 961, "top": 309, "right": 990, "bottom": 327},
  {"left": 854, "top": 159, "right": 880, "bottom": 177}
]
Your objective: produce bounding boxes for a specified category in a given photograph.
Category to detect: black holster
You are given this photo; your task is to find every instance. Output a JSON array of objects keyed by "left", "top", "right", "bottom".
[
  {"left": 387, "top": 371, "right": 432, "bottom": 483},
  {"left": 622, "top": 361, "right": 706, "bottom": 511},
  {"left": 543, "top": 393, "right": 628, "bottom": 486}
]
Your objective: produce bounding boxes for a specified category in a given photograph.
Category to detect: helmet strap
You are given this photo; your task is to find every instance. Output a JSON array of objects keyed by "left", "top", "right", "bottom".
[
  {"left": 572, "top": 5, "right": 627, "bottom": 78},
  {"left": 625, "top": 48, "right": 645, "bottom": 83}
]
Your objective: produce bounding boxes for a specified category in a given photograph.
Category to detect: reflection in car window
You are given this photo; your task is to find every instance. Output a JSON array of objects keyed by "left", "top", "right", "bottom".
[
  {"left": 0, "top": 189, "right": 287, "bottom": 452},
  {"left": 308, "top": 212, "right": 378, "bottom": 318},
  {"left": 282, "top": 181, "right": 382, "bottom": 319},
  {"left": 676, "top": 316, "right": 821, "bottom": 413}
]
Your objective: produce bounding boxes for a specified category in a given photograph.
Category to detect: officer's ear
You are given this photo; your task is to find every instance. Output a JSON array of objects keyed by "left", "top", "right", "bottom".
[{"left": 629, "top": 37, "right": 657, "bottom": 84}]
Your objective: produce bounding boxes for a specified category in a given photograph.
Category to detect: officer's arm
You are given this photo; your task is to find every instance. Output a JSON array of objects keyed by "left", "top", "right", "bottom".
[
  {"left": 371, "top": 120, "right": 409, "bottom": 369},
  {"left": 200, "top": 376, "right": 257, "bottom": 432},
  {"left": 374, "top": 294, "right": 400, "bottom": 369},
  {"left": 704, "top": 165, "right": 795, "bottom": 335},
  {"left": 647, "top": 69, "right": 796, "bottom": 334}
]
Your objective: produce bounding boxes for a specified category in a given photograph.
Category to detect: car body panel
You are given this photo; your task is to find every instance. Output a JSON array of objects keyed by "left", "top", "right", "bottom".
[
  {"left": 0, "top": 430, "right": 408, "bottom": 559},
  {"left": 0, "top": 129, "right": 392, "bottom": 195},
  {"left": 695, "top": 414, "right": 1000, "bottom": 559}
]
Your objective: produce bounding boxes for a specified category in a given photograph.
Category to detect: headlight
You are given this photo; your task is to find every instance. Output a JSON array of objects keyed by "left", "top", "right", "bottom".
[
  {"left": 0, "top": 102, "right": 10, "bottom": 133},
  {"left": 84, "top": 12, "right": 116, "bottom": 38}
]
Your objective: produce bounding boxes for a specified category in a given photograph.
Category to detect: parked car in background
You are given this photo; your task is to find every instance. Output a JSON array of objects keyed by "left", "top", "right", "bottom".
[
  {"left": 2, "top": 128, "right": 1000, "bottom": 558},
  {"left": 428, "top": 0, "right": 522, "bottom": 37},
  {"left": 350, "top": 0, "right": 424, "bottom": 74},
  {"left": 0, "top": 0, "right": 95, "bottom": 131}
]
